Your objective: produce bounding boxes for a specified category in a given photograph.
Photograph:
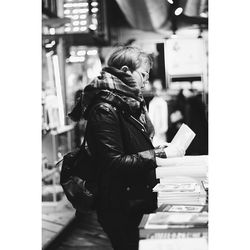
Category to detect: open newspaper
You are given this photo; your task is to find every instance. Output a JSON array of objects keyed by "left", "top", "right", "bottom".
[{"left": 170, "top": 123, "right": 196, "bottom": 152}]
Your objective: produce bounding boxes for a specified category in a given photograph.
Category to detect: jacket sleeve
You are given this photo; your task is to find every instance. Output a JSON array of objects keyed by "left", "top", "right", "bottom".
[{"left": 87, "top": 103, "right": 157, "bottom": 175}]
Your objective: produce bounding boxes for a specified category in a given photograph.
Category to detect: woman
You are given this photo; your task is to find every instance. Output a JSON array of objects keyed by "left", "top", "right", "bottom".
[{"left": 69, "top": 46, "right": 184, "bottom": 250}]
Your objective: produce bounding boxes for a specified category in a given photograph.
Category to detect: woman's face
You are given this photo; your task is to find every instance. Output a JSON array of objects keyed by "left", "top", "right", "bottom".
[{"left": 131, "top": 61, "right": 150, "bottom": 90}]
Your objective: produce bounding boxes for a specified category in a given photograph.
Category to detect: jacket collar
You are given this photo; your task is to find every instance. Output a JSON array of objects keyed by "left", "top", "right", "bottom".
[{"left": 83, "top": 90, "right": 132, "bottom": 119}]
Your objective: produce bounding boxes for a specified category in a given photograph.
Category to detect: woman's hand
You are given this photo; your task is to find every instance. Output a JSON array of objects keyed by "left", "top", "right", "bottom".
[
  {"left": 154, "top": 143, "right": 170, "bottom": 158},
  {"left": 154, "top": 142, "right": 171, "bottom": 149},
  {"left": 163, "top": 143, "right": 185, "bottom": 158}
]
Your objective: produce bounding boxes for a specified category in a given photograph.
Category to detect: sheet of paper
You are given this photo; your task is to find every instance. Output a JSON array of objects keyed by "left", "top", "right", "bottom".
[{"left": 171, "top": 123, "right": 196, "bottom": 151}]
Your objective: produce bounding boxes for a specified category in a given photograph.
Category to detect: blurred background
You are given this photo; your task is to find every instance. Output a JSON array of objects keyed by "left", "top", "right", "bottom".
[{"left": 41, "top": 0, "right": 208, "bottom": 248}]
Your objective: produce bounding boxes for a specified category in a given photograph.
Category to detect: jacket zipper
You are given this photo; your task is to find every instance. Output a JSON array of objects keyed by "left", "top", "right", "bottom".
[{"left": 129, "top": 115, "right": 146, "bottom": 132}]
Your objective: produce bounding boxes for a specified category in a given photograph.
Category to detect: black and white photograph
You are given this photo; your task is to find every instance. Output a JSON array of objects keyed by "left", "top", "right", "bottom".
[
  {"left": 3, "top": 1, "right": 250, "bottom": 250},
  {"left": 41, "top": 1, "right": 208, "bottom": 249}
]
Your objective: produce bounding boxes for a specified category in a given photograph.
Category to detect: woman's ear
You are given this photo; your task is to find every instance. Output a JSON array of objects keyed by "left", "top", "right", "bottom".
[{"left": 120, "top": 66, "right": 129, "bottom": 73}]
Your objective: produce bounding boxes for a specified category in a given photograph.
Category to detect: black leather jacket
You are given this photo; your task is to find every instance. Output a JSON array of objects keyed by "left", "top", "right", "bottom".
[{"left": 85, "top": 92, "right": 158, "bottom": 214}]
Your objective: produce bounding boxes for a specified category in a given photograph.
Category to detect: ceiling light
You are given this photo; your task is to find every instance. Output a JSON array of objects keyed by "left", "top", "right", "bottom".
[
  {"left": 89, "top": 24, "right": 97, "bottom": 30},
  {"left": 72, "top": 15, "right": 79, "bottom": 20},
  {"left": 64, "top": 27, "right": 71, "bottom": 32},
  {"left": 91, "top": 2, "right": 98, "bottom": 7},
  {"left": 80, "top": 27, "right": 87, "bottom": 31},
  {"left": 72, "top": 9, "right": 79, "bottom": 14},
  {"left": 200, "top": 12, "right": 208, "bottom": 18},
  {"left": 77, "top": 50, "right": 86, "bottom": 56},
  {"left": 91, "top": 7, "right": 99, "bottom": 13},
  {"left": 64, "top": 9, "right": 70, "bottom": 15},
  {"left": 87, "top": 50, "right": 98, "bottom": 56},
  {"left": 68, "top": 56, "right": 85, "bottom": 63},
  {"left": 73, "top": 27, "right": 80, "bottom": 32},
  {"left": 174, "top": 7, "right": 183, "bottom": 16},
  {"left": 45, "top": 41, "right": 56, "bottom": 48},
  {"left": 80, "top": 14, "right": 87, "bottom": 19},
  {"left": 73, "top": 21, "right": 80, "bottom": 26},
  {"left": 80, "top": 20, "right": 87, "bottom": 25},
  {"left": 49, "top": 28, "right": 56, "bottom": 35}
]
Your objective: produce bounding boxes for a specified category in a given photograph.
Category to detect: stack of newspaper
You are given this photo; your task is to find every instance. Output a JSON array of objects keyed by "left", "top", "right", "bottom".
[
  {"left": 154, "top": 124, "right": 208, "bottom": 206},
  {"left": 153, "top": 177, "right": 207, "bottom": 206},
  {"left": 139, "top": 203, "right": 208, "bottom": 239},
  {"left": 156, "top": 155, "right": 208, "bottom": 179}
]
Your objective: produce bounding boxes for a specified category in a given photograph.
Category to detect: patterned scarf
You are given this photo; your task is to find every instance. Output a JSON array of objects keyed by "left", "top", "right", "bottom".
[{"left": 69, "top": 67, "right": 155, "bottom": 138}]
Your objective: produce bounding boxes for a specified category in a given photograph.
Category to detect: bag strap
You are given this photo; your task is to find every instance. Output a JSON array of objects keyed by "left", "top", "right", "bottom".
[
  {"left": 55, "top": 122, "right": 88, "bottom": 167},
  {"left": 80, "top": 122, "right": 88, "bottom": 151}
]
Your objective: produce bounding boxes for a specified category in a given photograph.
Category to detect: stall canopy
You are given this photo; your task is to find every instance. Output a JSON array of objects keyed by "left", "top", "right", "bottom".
[
  {"left": 115, "top": 0, "right": 208, "bottom": 33},
  {"left": 115, "top": 0, "right": 170, "bottom": 31}
]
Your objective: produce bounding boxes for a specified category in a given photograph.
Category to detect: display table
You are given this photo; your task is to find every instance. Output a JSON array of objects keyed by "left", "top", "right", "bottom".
[{"left": 138, "top": 155, "right": 209, "bottom": 250}]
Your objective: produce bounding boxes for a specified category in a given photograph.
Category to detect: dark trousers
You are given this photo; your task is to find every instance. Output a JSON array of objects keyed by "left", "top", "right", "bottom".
[{"left": 97, "top": 210, "right": 143, "bottom": 250}]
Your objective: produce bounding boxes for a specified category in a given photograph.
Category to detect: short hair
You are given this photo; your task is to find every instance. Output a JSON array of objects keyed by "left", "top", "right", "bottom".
[{"left": 107, "top": 46, "right": 153, "bottom": 72}]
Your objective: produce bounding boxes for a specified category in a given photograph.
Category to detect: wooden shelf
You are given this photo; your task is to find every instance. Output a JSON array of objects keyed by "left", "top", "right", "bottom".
[
  {"left": 42, "top": 168, "right": 58, "bottom": 180},
  {"left": 169, "top": 74, "right": 202, "bottom": 82},
  {"left": 51, "top": 124, "right": 74, "bottom": 135}
]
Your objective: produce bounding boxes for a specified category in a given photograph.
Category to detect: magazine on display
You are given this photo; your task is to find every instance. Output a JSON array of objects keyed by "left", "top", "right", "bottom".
[
  {"left": 139, "top": 212, "right": 208, "bottom": 239},
  {"left": 153, "top": 176, "right": 207, "bottom": 207},
  {"left": 153, "top": 182, "right": 198, "bottom": 193},
  {"left": 145, "top": 212, "right": 208, "bottom": 228},
  {"left": 139, "top": 238, "right": 208, "bottom": 250},
  {"left": 156, "top": 204, "right": 208, "bottom": 213},
  {"left": 139, "top": 214, "right": 208, "bottom": 239},
  {"left": 148, "top": 231, "right": 208, "bottom": 240}
]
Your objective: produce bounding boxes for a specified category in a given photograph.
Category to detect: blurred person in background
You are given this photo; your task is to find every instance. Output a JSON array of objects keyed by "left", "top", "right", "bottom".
[
  {"left": 69, "top": 46, "right": 185, "bottom": 250},
  {"left": 167, "top": 110, "right": 184, "bottom": 142},
  {"left": 148, "top": 79, "right": 168, "bottom": 146}
]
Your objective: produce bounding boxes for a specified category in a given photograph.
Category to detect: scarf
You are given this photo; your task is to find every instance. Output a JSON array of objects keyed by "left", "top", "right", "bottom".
[{"left": 68, "top": 67, "right": 155, "bottom": 138}]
